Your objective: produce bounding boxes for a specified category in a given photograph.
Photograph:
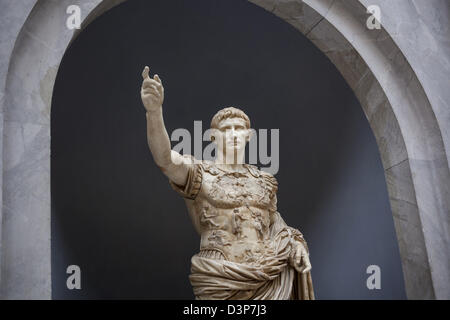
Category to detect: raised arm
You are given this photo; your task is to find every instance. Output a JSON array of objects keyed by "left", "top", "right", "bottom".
[{"left": 140, "top": 66, "right": 190, "bottom": 186}]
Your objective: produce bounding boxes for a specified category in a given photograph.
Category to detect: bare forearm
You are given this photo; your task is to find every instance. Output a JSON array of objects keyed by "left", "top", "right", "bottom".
[
  {"left": 140, "top": 66, "right": 189, "bottom": 185},
  {"left": 146, "top": 109, "right": 172, "bottom": 167}
]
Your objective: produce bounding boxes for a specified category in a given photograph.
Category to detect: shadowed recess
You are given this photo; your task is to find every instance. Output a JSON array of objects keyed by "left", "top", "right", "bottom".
[{"left": 51, "top": 0, "right": 405, "bottom": 299}]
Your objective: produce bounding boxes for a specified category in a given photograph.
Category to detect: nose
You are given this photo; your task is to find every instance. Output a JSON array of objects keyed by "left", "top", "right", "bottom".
[{"left": 226, "top": 127, "right": 237, "bottom": 137}]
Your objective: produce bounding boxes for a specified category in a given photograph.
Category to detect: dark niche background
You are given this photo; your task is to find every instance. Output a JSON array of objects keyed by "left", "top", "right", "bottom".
[{"left": 51, "top": 0, "right": 406, "bottom": 299}]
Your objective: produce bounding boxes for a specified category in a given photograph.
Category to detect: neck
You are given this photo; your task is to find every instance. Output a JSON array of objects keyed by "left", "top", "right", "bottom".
[{"left": 215, "top": 148, "right": 245, "bottom": 166}]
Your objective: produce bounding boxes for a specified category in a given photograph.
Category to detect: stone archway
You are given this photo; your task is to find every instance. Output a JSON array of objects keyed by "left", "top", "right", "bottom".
[{"left": 1, "top": 0, "right": 449, "bottom": 299}]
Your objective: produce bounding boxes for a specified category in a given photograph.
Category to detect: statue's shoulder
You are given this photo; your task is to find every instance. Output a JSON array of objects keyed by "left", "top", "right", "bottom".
[
  {"left": 245, "top": 164, "right": 278, "bottom": 188},
  {"left": 179, "top": 156, "right": 219, "bottom": 175},
  {"left": 200, "top": 159, "right": 220, "bottom": 175},
  {"left": 261, "top": 170, "right": 278, "bottom": 188}
]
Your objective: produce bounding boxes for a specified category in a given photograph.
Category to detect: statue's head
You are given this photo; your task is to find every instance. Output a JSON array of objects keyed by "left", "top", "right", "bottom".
[{"left": 210, "top": 107, "right": 252, "bottom": 158}]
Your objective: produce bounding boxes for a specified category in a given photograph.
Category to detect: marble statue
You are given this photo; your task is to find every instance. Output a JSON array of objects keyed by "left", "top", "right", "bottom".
[{"left": 140, "top": 66, "right": 314, "bottom": 299}]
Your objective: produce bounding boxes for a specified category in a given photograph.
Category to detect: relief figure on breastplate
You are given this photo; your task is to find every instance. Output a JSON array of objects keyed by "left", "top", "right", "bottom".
[{"left": 139, "top": 66, "right": 314, "bottom": 300}]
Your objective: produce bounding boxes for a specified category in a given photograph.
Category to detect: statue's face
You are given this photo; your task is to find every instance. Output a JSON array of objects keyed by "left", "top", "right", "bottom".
[{"left": 213, "top": 117, "right": 250, "bottom": 158}]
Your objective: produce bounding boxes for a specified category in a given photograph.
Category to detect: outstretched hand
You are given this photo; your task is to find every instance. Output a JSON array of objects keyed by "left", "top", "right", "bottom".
[{"left": 141, "top": 66, "right": 164, "bottom": 112}]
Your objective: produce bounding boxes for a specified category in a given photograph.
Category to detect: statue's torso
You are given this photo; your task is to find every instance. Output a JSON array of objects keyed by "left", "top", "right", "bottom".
[{"left": 182, "top": 162, "right": 279, "bottom": 264}]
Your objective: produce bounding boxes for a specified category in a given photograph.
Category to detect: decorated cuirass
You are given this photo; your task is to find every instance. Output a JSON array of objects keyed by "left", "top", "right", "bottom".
[
  {"left": 169, "top": 157, "right": 278, "bottom": 210},
  {"left": 199, "top": 161, "right": 277, "bottom": 209},
  {"left": 169, "top": 158, "right": 279, "bottom": 261}
]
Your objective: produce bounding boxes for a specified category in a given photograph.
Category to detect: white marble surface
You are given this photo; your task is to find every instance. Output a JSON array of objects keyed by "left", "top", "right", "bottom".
[{"left": 0, "top": 0, "right": 104, "bottom": 299}]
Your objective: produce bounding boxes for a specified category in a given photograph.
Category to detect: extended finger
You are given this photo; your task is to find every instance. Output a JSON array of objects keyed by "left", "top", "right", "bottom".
[
  {"left": 142, "top": 66, "right": 150, "bottom": 80},
  {"left": 154, "top": 74, "right": 162, "bottom": 84},
  {"left": 153, "top": 74, "right": 163, "bottom": 95}
]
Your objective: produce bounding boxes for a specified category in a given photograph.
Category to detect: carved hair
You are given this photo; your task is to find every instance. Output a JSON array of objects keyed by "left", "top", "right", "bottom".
[{"left": 210, "top": 107, "right": 251, "bottom": 130}]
